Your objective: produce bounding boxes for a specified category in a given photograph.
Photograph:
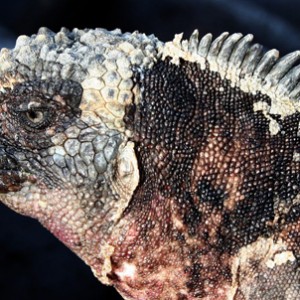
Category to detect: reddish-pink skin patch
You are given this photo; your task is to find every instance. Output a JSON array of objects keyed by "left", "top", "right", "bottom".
[
  {"left": 41, "top": 215, "right": 82, "bottom": 250},
  {"left": 105, "top": 191, "right": 233, "bottom": 300}
]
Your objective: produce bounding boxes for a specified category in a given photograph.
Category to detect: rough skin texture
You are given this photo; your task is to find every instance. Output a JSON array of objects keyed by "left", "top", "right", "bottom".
[{"left": 0, "top": 27, "right": 299, "bottom": 299}]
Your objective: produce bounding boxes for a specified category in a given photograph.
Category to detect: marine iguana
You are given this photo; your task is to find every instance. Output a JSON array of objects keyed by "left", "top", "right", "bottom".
[{"left": 0, "top": 27, "right": 299, "bottom": 299}]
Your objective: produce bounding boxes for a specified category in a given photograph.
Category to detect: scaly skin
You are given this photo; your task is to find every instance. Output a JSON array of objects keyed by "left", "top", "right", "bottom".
[{"left": 0, "top": 28, "right": 299, "bottom": 299}]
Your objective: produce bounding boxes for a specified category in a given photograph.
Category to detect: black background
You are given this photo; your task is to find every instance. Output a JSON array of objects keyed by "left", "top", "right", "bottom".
[{"left": 0, "top": 0, "right": 300, "bottom": 299}]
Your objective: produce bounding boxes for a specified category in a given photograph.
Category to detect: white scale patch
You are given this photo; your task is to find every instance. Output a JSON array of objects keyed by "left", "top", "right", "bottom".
[
  {"left": 266, "top": 251, "right": 296, "bottom": 269},
  {"left": 115, "top": 262, "right": 137, "bottom": 281},
  {"left": 253, "top": 101, "right": 281, "bottom": 135}
]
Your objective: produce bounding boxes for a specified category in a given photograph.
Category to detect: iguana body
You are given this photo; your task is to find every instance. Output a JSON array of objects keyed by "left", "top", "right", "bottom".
[{"left": 0, "top": 27, "right": 299, "bottom": 299}]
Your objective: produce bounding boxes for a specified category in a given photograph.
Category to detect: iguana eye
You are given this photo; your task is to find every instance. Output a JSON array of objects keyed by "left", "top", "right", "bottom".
[
  {"left": 19, "top": 107, "right": 54, "bottom": 131},
  {"left": 25, "top": 110, "right": 45, "bottom": 124}
]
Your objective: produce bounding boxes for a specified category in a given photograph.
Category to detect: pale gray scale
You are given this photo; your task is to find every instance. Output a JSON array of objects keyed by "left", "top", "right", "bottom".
[
  {"left": 80, "top": 114, "right": 104, "bottom": 127},
  {"left": 65, "top": 155, "right": 77, "bottom": 175},
  {"left": 31, "top": 29, "right": 54, "bottom": 47},
  {"left": 217, "top": 33, "right": 243, "bottom": 68},
  {"left": 253, "top": 49, "right": 279, "bottom": 79},
  {"left": 38, "top": 149, "right": 49, "bottom": 157},
  {"left": 104, "top": 138, "right": 120, "bottom": 162},
  {"left": 17, "top": 64, "right": 33, "bottom": 79},
  {"left": 61, "top": 64, "right": 76, "bottom": 81},
  {"left": 74, "top": 47, "right": 91, "bottom": 68},
  {"left": 289, "top": 82, "right": 300, "bottom": 99},
  {"left": 228, "top": 34, "right": 254, "bottom": 69},
  {"left": 64, "top": 126, "right": 81, "bottom": 138},
  {"left": 265, "top": 51, "right": 300, "bottom": 87},
  {"left": 70, "top": 173, "right": 85, "bottom": 186},
  {"left": 240, "top": 43, "right": 264, "bottom": 77},
  {"left": 103, "top": 70, "right": 121, "bottom": 86},
  {"left": 74, "top": 154, "right": 88, "bottom": 177},
  {"left": 87, "top": 52, "right": 106, "bottom": 75},
  {"left": 94, "top": 152, "right": 108, "bottom": 174},
  {"left": 55, "top": 34, "right": 71, "bottom": 48},
  {"left": 51, "top": 132, "right": 67, "bottom": 145},
  {"left": 38, "top": 156, "right": 50, "bottom": 168},
  {"left": 40, "top": 45, "right": 57, "bottom": 62},
  {"left": 75, "top": 173, "right": 84, "bottom": 185},
  {"left": 68, "top": 66, "right": 87, "bottom": 83},
  {"left": 207, "top": 32, "right": 229, "bottom": 60},
  {"left": 64, "top": 139, "right": 81, "bottom": 156},
  {"left": 92, "top": 135, "right": 109, "bottom": 152},
  {"left": 197, "top": 33, "right": 213, "bottom": 58},
  {"left": 106, "top": 130, "right": 121, "bottom": 137},
  {"left": 80, "top": 142, "right": 95, "bottom": 165},
  {"left": 37, "top": 27, "right": 55, "bottom": 36},
  {"left": 62, "top": 167, "right": 71, "bottom": 180},
  {"left": 53, "top": 153, "right": 66, "bottom": 168},
  {"left": 188, "top": 29, "right": 199, "bottom": 53},
  {"left": 33, "top": 60, "right": 44, "bottom": 78},
  {"left": 278, "top": 64, "right": 300, "bottom": 97},
  {"left": 51, "top": 62, "right": 63, "bottom": 79},
  {"left": 79, "top": 128, "right": 99, "bottom": 142},
  {"left": 45, "top": 156, "right": 55, "bottom": 166},
  {"left": 15, "top": 44, "right": 39, "bottom": 69},
  {"left": 87, "top": 164, "right": 97, "bottom": 181},
  {"left": 38, "top": 79, "right": 56, "bottom": 95},
  {"left": 53, "top": 164, "right": 66, "bottom": 178},
  {"left": 70, "top": 175, "right": 77, "bottom": 186}
]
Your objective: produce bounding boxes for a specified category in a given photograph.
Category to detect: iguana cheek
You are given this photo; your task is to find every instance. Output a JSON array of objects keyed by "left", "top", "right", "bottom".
[
  {"left": 24, "top": 189, "right": 87, "bottom": 250},
  {"left": 42, "top": 212, "right": 82, "bottom": 249}
]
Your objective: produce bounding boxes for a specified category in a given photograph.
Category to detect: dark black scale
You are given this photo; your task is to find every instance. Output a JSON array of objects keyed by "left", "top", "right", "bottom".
[
  {"left": 196, "top": 179, "right": 227, "bottom": 208},
  {"left": 185, "top": 263, "right": 205, "bottom": 298},
  {"left": 124, "top": 57, "right": 300, "bottom": 296},
  {"left": 182, "top": 191, "right": 202, "bottom": 236},
  {"left": 286, "top": 205, "right": 300, "bottom": 224},
  {"left": 127, "top": 56, "right": 299, "bottom": 237}
]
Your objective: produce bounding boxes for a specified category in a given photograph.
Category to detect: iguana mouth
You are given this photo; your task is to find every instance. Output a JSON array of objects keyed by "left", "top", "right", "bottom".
[{"left": 0, "top": 153, "right": 28, "bottom": 193}]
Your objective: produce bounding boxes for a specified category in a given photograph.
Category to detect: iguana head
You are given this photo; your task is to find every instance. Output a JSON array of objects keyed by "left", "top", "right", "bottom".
[
  {"left": 0, "top": 27, "right": 299, "bottom": 300},
  {"left": 0, "top": 27, "right": 157, "bottom": 281}
]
